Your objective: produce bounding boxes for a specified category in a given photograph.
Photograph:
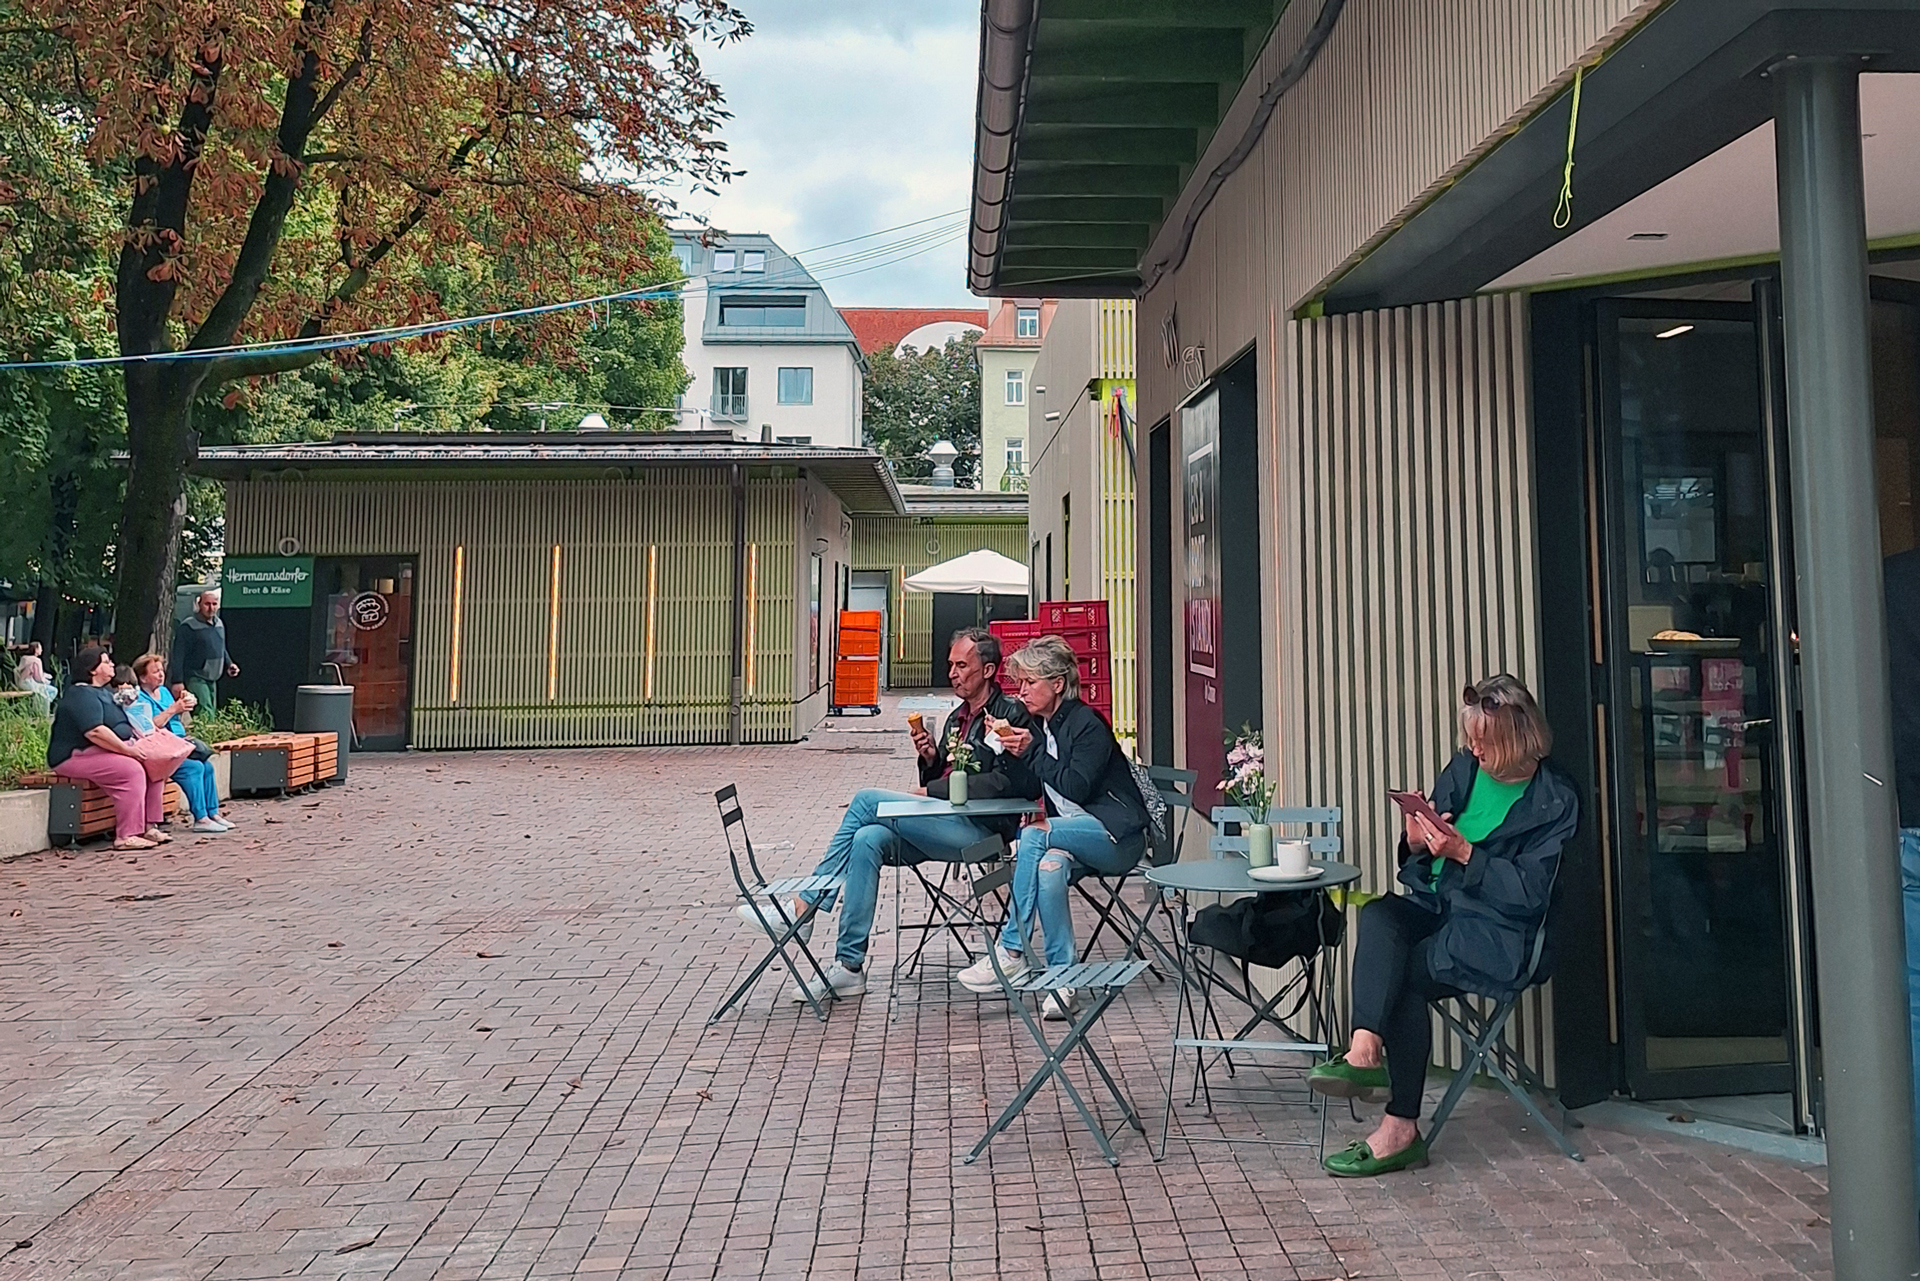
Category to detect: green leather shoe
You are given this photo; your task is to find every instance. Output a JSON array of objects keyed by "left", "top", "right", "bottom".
[
  {"left": 1322, "top": 1135, "right": 1430, "bottom": 1178},
  {"left": 1307, "top": 1053, "right": 1389, "bottom": 1101}
]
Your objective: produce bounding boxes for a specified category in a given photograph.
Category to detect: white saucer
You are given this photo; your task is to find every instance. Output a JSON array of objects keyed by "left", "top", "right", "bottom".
[{"left": 1248, "top": 864, "right": 1319, "bottom": 883}]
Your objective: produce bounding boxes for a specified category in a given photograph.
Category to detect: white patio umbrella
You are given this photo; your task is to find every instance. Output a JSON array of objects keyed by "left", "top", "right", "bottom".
[{"left": 902, "top": 548, "right": 1030, "bottom": 596}]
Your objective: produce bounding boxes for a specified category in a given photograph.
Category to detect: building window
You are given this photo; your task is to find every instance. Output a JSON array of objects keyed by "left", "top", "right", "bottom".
[
  {"left": 1016, "top": 307, "right": 1040, "bottom": 339},
  {"left": 776, "top": 435, "right": 812, "bottom": 445},
  {"left": 712, "top": 249, "right": 736, "bottom": 272},
  {"left": 741, "top": 250, "right": 766, "bottom": 273},
  {"left": 720, "top": 299, "right": 807, "bottom": 327},
  {"left": 713, "top": 367, "right": 748, "bottom": 420},
  {"left": 1002, "top": 437, "right": 1026, "bottom": 492},
  {"left": 673, "top": 244, "right": 693, "bottom": 273},
  {"left": 1005, "top": 367, "right": 1025, "bottom": 405},
  {"left": 777, "top": 366, "right": 814, "bottom": 404}
]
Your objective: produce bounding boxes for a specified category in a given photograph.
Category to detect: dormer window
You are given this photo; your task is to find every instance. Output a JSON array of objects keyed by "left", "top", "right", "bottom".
[
  {"left": 1015, "top": 307, "right": 1040, "bottom": 338},
  {"left": 720, "top": 297, "right": 807, "bottom": 327},
  {"left": 713, "top": 249, "right": 736, "bottom": 272},
  {"left": 742, "top": 250, "right": 766, "bottom": 273}
]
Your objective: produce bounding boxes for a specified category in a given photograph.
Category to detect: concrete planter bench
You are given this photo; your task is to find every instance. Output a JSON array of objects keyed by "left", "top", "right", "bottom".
[{"left": 0, "top": 787, "right": 50, "bottom": 861}]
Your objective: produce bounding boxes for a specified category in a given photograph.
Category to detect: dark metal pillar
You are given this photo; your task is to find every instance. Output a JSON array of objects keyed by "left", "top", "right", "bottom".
[
  {"left": 728, "top": 464, "right": 747, "bottom": 745},
  {"left": 1772, "top": 54, "right": 1920, "bottom": 1277}
]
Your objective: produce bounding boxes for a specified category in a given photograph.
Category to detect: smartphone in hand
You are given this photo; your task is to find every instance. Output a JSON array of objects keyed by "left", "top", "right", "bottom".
[{"left": 1387, "top": 789, "right": 1446, "bottom": 828}]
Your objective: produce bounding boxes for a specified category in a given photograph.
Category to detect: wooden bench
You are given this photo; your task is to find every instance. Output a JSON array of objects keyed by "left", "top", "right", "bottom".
[
  {"left": 17, "top": 771, "right": 190, "bottom": 845},
  {"left": 218, "top": 732, "right": 340, "bottom": 796}
]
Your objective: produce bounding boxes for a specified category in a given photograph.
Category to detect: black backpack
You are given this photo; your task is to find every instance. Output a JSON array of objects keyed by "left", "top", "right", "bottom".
[{"left": 1189, "top": 891, "right": 1346, "bottom": 969}]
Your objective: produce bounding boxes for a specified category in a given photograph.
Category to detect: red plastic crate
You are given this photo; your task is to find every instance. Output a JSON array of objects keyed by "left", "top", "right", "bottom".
[
  {"left": 1054, "top": 626, "right": 1110, "bottom": 656},
  {"left": 1077, "top": 654, "right": 1109, "bottom": 682},
  {"left": 1040, "top": 599, "right": 1110, "bottom": 631},
  {"left": 1079, "top": 678, "right": 1110, "bottom": 708}
]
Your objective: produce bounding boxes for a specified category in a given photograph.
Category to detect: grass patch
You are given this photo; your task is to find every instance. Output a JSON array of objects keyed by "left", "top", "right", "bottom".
[{"left": 0, "top": 702, "right": 51, "bottom": 789}]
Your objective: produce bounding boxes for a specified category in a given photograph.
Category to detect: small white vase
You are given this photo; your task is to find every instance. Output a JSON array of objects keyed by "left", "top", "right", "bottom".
[
  {"left": 1246, "top": 822, "right": 1274, "bottom": 868},
  {"left": 950, "top": 770, "right": 969, "bottom": 805}
]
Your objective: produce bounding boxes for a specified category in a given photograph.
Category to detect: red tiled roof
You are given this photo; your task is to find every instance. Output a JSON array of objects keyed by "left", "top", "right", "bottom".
[{"left": 837, "top": 307, "right": 989, "bottom": 354}]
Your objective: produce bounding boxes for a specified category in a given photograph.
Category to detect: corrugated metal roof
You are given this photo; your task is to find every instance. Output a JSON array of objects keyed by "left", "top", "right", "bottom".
[{"left": 188, "top": 433, "right": 907, "bottom": 515}]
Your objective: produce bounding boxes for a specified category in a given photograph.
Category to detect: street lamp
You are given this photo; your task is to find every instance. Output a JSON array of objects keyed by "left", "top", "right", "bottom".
[{"left": 927, "top": 439, "right": 960, "bottom": 488}]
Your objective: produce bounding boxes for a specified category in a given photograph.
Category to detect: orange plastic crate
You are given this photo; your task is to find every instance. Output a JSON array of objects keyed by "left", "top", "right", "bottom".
[
  {"left": 833, "top": 658, "right": 880, "bottom": 706},
  {"left": 838, "top": 626, "right": 881, "bottom": 657},
  {"left": 839, "top": 609, "right": 882, "bottom": 630}
]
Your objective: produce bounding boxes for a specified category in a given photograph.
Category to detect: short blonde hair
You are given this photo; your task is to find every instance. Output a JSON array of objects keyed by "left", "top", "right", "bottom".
[
  {"left": 1460, "top": 674, "right": 1552, "bottom": 778},
  {"left": 132, "top": 652, "right": 166, "bottom": 680},
  {"left": 1008, "top": 635, "right": 1081, "bottom": 700}
]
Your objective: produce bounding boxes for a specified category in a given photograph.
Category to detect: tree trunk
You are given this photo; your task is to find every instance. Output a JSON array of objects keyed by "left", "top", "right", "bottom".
[{"left": 113, "top": 368, "right": 199, "bottom": 656}]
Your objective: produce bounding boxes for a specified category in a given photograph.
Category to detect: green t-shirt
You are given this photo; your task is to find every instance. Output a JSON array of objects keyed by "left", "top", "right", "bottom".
[{"left": 1428, "top": 768, "right": 1529, "bottom": 888}]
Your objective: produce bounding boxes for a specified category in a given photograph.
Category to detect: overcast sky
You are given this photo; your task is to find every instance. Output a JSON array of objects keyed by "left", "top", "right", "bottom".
[{"left": 660, "top": 0, "right": 980, "bottom": 310}]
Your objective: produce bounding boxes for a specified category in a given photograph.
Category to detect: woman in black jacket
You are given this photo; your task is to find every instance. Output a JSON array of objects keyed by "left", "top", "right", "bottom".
[
  {"left": 955, "top": 636, "right": 1148, "bottom": 1020},
  {"left": 1309, "top": 675, "right": 1579, "bottom": 1177}
]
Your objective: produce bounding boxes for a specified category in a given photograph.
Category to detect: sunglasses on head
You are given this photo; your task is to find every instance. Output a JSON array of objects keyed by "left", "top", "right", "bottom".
[{"left": 1462, "top": 684, "right": 1503, "bottom": 714}]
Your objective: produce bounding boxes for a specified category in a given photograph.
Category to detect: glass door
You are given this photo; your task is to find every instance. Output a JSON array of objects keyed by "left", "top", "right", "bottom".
[
  {"left": 1597, "top": 300, "right": 1798, "bottom": 1099},
  {"left": 315, "top": 558, "right": 416, "bottom": 751}
]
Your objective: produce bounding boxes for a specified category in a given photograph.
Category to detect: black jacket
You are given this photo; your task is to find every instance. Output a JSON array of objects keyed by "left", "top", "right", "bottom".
[
  {"left": 1889, "top": 548, "right": 1920, "bottom": 828},
  {"left": 920, "top": 688, "right": 1036, "bottom": 831},
  {"left": 1000, "top": 697, "right": 1148, "bottom": 843},
  {"left": 1394, "top": 749, "right": 1580, "bottom": 997}
]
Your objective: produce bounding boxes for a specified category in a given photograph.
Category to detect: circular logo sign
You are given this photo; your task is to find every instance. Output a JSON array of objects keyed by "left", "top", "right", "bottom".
[{"left": 349, "top": 591, "right": 390, "bottom": 631}]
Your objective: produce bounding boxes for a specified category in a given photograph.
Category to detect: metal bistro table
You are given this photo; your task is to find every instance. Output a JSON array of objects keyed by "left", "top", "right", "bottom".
[
  {"left": 873, "top": 796, "right": 1042, "bottom": 1017},
  {"left": 1145, "top": 857, "right": 1362, "bottom": 1160}
]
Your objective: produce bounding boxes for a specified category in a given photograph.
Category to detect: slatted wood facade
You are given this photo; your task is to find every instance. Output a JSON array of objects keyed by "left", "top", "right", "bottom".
[{"left": 224, "top": 474, "right": 840, "bottom": 748}]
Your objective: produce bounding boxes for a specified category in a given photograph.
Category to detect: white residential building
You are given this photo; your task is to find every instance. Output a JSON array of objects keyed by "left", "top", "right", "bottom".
[{"left": 671, "top": 232, "right": 866, "bottom": 447}]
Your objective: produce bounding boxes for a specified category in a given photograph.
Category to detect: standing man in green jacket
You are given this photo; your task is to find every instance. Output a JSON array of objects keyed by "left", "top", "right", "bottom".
[{"left": 169, "top": 589, "right": 238, "bottom": 712}]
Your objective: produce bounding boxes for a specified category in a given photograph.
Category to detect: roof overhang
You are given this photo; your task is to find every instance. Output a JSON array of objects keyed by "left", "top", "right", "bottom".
[
  {"left": 188, "top": 434, "right": 908, "bottom": 515},
  {"left": 969, "top": 0, "right": 1287, "bottom": 297}
]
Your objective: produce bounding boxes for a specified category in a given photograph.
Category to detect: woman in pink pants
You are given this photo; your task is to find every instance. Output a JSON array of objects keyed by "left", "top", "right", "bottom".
[{"left": 49, "top": 645, "right": 169, "bottom": 851}]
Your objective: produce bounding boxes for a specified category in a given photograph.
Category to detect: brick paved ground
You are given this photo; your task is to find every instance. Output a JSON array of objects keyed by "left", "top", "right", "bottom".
[{"left": 0, "top": 710, "right": 1831, "bottom": 1281}]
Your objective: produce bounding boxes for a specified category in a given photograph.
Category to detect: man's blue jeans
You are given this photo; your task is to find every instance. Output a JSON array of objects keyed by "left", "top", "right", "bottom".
[
  {"left": 802, "top": 787, "right": 997, "bottom": 970},
  {"left": 999, "top": 814, "right": 1140, "bottom": 968},
  {"left": 1902, "top": 826, "right": 1920, "bottom": 1189}
]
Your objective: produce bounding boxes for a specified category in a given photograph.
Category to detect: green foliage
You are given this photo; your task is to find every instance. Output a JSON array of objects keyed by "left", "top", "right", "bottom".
[
  {"left": 0, "top": 701, "right": 50, "bottom": 789},
  {"left": 189, "top": 701, "right": 272, "bottom": 745},
  {"left": 862, "top": 334, "right": 983, "bottom": 485}
]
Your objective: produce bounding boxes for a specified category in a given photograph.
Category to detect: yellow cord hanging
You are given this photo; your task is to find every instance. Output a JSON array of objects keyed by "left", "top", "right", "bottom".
[{"left": 1553, "top": 64, "right": 1584, "bottom": 231}]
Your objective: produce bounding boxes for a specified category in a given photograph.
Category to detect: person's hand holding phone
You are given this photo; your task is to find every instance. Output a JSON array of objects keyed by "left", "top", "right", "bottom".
[{"left": 1414, "top": 811, "right": 1470, "bottom": 864}]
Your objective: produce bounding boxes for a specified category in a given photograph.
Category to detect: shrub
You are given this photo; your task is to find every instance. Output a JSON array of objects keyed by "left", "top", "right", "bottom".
[
  {"left": 0, "top": 703, "right": 51, "bottom": 789},
  {"left": 190, "top": 701, "right": 273, "bottom": 745}
]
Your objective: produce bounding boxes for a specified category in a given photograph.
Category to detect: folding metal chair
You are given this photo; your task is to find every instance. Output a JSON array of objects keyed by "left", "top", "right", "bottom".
[
  {"left": 962, "top": 853, "right": 1152, "bottom": 1167},
  {"left": 708, "top": 784, "right": 844, "bottom": 1025},
  {"left": 1070, "top": 765, "right": 1194, "bottom": 975},
  {"left": 1424, "top": 913, "right": 1583, "bottom": 1160}
]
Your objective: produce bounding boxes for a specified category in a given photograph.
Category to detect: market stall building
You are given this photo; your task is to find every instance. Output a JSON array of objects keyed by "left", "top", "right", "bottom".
[
  {"left": 193, "top": 432, "right": 903, "bottom": 748},
  {"left": 970, "top": 0, "right": 1920, "bottom": 1261}
]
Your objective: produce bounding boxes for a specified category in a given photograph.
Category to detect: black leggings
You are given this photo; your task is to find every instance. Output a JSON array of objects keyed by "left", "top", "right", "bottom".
[{"left": 1350, "top": 895, "right": 1462, "bottom": 1121}]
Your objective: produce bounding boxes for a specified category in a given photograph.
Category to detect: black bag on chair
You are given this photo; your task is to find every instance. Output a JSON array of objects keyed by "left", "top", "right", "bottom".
[{"left": 1190, "top": 891, "right": 1345, "bottom": 969}]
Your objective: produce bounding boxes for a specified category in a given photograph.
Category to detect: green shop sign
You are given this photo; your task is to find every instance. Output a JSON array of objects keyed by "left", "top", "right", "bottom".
[{"left": 221, "top": 557, "right": 314, "bottom": 608}]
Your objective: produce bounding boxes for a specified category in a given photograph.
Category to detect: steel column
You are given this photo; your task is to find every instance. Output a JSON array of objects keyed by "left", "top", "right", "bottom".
[{"left": 1772, "top": 54, "right": 1919, "bottom": 1277}]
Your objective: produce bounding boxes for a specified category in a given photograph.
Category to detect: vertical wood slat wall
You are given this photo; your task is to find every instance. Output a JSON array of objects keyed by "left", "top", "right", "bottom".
[
  {"left": 1098, "top": 300, "right": 1140, "bottom": 742},
  {"left": 1283, "top": 294, "right": 1556, "bottom": 1082},
  {"left": 849, "top": 518, "right": 1031, "bottom": 688},
  {"left": 226, "top": 475, "right": 802, "bottom": 748}
]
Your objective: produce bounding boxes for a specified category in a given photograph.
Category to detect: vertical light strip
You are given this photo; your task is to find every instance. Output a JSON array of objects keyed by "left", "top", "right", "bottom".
[
  {"left": 744, "top": 542, "right": 759, "bottom": 697},
  {"left": 644, "top": 544, "right": 658, "bottom": 702},
  {"left": 896, "top": 564, "right": 906, "bottom": 658},
  {"left": 450, "top": 544, "right": 465, "bottom": 703},
  {"left": 547, "top": 543, "right": 562, "bottom": 702}
]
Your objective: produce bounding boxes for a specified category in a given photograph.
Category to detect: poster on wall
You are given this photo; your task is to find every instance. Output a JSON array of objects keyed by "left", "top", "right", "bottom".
[{"left": 1183, "top": 389, "right": 1225, "bottom": 811}]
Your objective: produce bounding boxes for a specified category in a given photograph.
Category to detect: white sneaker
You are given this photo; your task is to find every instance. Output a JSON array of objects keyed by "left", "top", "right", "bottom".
[
  {"left": 957, "top": 946, "right": 1028, "bottom": 993},
  {"left": 208, "top": 816, "right": 233, "bottom": 831},
  {"left": 735, "top": 896, "right": 814, "bottom": 943},
  {"left": 791, "top": 961, "right": 867, "bottom": 1003},
  {"left": 1042, "top": 988, "right": 1079, "bottom": 1021},
  {"left": 190, "top": 818, "right": 227, "bottom": 834}
]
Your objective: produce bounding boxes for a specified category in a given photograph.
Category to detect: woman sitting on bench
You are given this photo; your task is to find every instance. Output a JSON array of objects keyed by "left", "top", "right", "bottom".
[
  {"left": 1308, "top": 675, "right": 1578, "bottom": 1177},
  {"left": 48, "top": 645, "right": 171, "bottom": 852}
]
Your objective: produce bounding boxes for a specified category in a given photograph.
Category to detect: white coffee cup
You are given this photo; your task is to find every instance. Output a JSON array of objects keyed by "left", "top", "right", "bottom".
[{"left": 1274, "top": 839, "right": 1312, "bottom": 878}]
